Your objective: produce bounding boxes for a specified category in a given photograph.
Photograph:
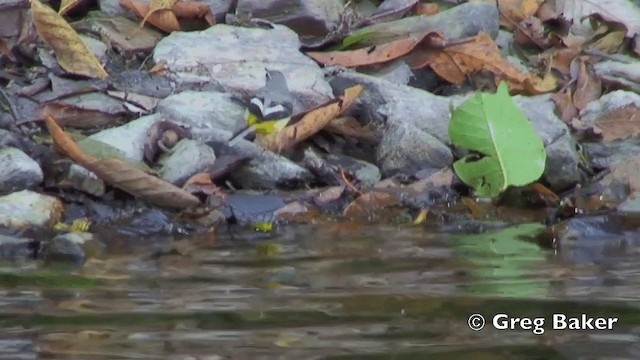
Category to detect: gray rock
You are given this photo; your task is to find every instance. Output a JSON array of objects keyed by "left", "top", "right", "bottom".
[
  {"left": 583, "top": 140, "right": 640, "bottom": 170},
  {"left": 236, "top": 0, "right": 345, "bottom": 37},
  {"left": 335, "top": 71, "right": 583, "bottom": 190},
  {"left": 153, "top": 24, "right": 333, "bottom": 112},
  {"left": 350, "top": 1, "right": 500, "bottom": 46},
  {"left": 42, "top": 232, "right": 98, "bottom": 264},
  {"left": 80, "top": 35, "right": 108, "bottom": 63},
  {"left": 156, "top": 91, "right": 244, "bottom": 134},
  {"left": 98, "top": 0, "right": 138, "bottom": 19},
  {"left": 618, "top": 191, "right": 640, "bottom": 216},
  {"left": 0, "top": 190, "right": 64, "bottom": 230},
  {"left": 366, "top": 60, "right": 413, "bottom": 85},
  {"left": 377, "top": 121, "right": 453, "bottom": 177},
  {"left": 88, "top": 114, "right": 162, "bottom": 161},
  {"left": 0, "top": 234, "right": 34, "bottom": 260},
  {"left": 594, "top": 60, "right": 640, "bottom": 93},
  {"left": 203, "top": 131, "right": 313, "bottom": 189},
  {"left": 513, "top": 94, "right": 583, "bottom": 190},
  {"left": 302, "top": 148, "right": 381, "bottom": 188},
  {"left": 159, "top": 139, "right": 217, "bottom": 185},
  {"left": 0, "top": 147, "right": 43, "bottom": 194}
]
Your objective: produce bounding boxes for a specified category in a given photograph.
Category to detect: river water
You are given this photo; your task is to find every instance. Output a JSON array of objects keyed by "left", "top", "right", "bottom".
[{"left": 1, "top": 218, "right": 640, "bottom": 359}]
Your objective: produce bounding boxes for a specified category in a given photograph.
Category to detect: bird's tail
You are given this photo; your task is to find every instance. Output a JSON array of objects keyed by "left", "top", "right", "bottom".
[{"left": 228, "top": 125, "right": 254, "bottom": 146}]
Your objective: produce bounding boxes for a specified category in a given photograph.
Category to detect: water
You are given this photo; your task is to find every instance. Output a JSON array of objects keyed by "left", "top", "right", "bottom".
[{"left": 1, "top": 221, "right": 640, "bottom": 359}]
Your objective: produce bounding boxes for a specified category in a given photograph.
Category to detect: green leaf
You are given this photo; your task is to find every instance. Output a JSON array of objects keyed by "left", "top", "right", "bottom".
[{"left": 448, "top": 82, "right": 546, "bottom": 198}]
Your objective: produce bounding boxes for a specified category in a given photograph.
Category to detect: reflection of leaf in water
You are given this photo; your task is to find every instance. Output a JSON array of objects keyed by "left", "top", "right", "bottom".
[{"left": 451, "top": 223, "right": 547, "bottom": 298}]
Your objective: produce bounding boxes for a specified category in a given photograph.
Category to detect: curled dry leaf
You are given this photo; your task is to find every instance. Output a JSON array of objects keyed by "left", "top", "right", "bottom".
[
  {"left": 31, "top": 0, "right": 108, "bottom": 79},
  {"left": 120, "top": 0, "right": 180, "bottom": 33},
  {"left": 498, "top": 0, "right": 544, "bottom": 30},
  {"left": 572, "top": 57, "right": 602, "bottom": 110},
  {"left": 259, "top": 85, "right": 364, "bottom": 153},
  {"left": 44, "top": 116, "right": 202, "bottom": 209},
  {"left": 143, "top": 121, "right": 192, "bottom": 164},
  {"left": 408, "top": 32, "right": 530, "bottom": 89},
  {"left": 138, "top": 0, "right": 178, "bottom": 29},
  {"left": 306, "top": 31, "right": 439, "bottom": 68},
  {"left": 594, "top": 105, "right": 640, "bottom": 142},
  {"left": 58, "top": 0, "right": 83, "bottom": 15},
  {"left": 38, "top": 103, "right": 119, "bottom": 129}
]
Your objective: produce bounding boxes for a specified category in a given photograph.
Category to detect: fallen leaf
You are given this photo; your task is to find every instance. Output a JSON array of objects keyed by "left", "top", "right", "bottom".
[
  {"left": 594, "top": 105, "right": 640, "bottom": 141},
  {"left": 572, "top": 57, "right": 602, "bottom": 110},
  {"left": 415, "top": 3, "right": 438, "bottom": 16},
  {"left": 499, "top": 0, "right": 545, "bottom": 30},
  {"left": 324, "top": 116, "right": 378, "bottom": 143},
  {"left": 591, "top": 30, "right": 626, "bottom": 53},
  {"left": 556, "top": 0, "right": 640, "bottom": 37},
  {"left": 551, "top": 88, "right": 578, "bottom": 123},
  {"left": 138, "top": 0, "right": 178, "bottom": 29},
  {"left": 58, "top": 0, "right": 83, "bottom": 15},
  {"left": 44, "top": 116, "right": 202, "bottom": 209},
  {"left": 343, "top": 190, "right": 399, "bottom": 219},
  {"left": 120, "top": 0, "right": 180, "bottom": 33},
  {"left": 31, "top": 0, "right": 108, "bottom": 79},
  {"left": 408, "top": 32, "right": 531, "bottom": 90},
  {"left": 259, "top": 85, "right": 364, "bottom": 153},
  {"left": 38, "top": 103, "right": 119, "bottom": 128},
  {"left": 461, "top": 197, "right": 491, "bottom": 219},
  {"left": 306, "top": 31, "right": 439, "bottom": 67}
]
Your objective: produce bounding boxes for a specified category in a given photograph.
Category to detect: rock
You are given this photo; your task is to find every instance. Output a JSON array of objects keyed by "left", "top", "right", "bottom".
[
  {"left": 335, "top": 71, "right": 583, "bottom": 190},
  {"left": 153, "top": 24, "right": 333, "bottom": 112},
  {"left": 377, "top": 121, "right": 453, "bottom": 177},
  {"left": 594, "top": 60, "right": 640, "bottom": 92},
  {"left": 0, "top": 147, "right": 43, "bottom": 194},
  {"left": 88, "top": 114, "right": 162, "bottom": 161},
  {"left": 0, "top": 234, "right": 35, "bottom": 260},
  {"left": 80, "top": 35, "right": 108, "bottom": 62},
  {"left": 367, "top": 60, "right": 414, "bottom": 85},
  {"left": 349, "top": 1, "right": 500, "bottom": 46},
  {"left": 220, "top": 193, "right": 286, "bottom": 223},
  {"left": 0, "top": 190, "right": 64, "bottom": 230},
  {"left": 204, "top": 131, "right": 313, "bottom": 189},
  {"left": 236, "top": 0, "right": 345, "bottom": 37},
  {"left": 513, "top": 94, "right": 584, "bottom": 190},
  {"left": 41, "top": 232, "right": 93, "bottom": 264},
  {"left": 618, "top": 191, "right": 640, "bottom": 216},
  {"left": 302, "top": 148, "right": 381, "bottom": 188},
  {"left": 158, "top": 139, "right": 217, "bottom": 186},
  {"left": 98, "top": 0, "right": 138, "bottom": 19},
  {"left": 156, "top": 91, "right": 244, "bottom": 134}
]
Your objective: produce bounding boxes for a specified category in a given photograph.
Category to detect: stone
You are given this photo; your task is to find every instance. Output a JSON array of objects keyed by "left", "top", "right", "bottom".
[
  {"left": 0, "top": 147, "right": 43, "bottom": 194},
  {"left": 0, "top": 190, "right": 64, "bottom": 230},
  {"left": 158, "top": 139, "right": 217, "bottom": 186},
  {"left": 153, "top": 24, "right": 333, "bottom": 112},
  {"left": 0, "top": 234, "right": 34, "bottom": 260}
]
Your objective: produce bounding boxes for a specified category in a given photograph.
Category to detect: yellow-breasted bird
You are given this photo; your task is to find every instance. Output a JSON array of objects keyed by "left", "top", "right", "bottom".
[{"left": 228, "top": 70, "right": 293, "bottom": 146}]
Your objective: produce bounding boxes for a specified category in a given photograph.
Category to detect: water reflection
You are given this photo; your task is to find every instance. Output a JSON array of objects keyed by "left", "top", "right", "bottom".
[{"left": 1, "top": 221, "right": 640, "bottom": 359}]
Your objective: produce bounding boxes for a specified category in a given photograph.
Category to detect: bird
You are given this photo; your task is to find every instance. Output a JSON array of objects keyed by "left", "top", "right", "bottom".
[{"left": 228, "top": 70, "right": 294, "bottom": 146}]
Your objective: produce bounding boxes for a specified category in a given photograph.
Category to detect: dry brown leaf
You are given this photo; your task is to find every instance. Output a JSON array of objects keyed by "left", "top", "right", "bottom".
[
  {"left": 139, "top": 0, "right": 178, "bottom": 28},
  {"left": 499, "top": 0, "right": 544, "bottom": 29},
  {"left": 461, "top": 197, "right": 491, "bottom": 219},
  {"left": 31, "top": 0, "right": 108, "bottom": 79},
  {"left": 557, "top": 0, "right": 640, "bottom": 37},
  {"left": 551, "top": 88, "right": 578, "bottom": 123},
  {"left": 415, "top": 3, "right": 438, "bottom": 16},
  {"left": 306, "top": 31, "right": 438, "bottom": 67},
  {"left": 44, "top": 116, "right": 202, "bottom": 209},
  {"left": 324, "top": 116, "right": 378, "bottom": 142},
  {"left": 120, "top": 0, "right": 180, "bottom": 33},
  {"left": 572, "top": 57, "right": 602, "bottom": 110},
  {"left": 259, "top": 85, "right": 364, "bottom": 153},
  {"left": 58, "top": 0, "right": 83, "bottom": 15},
  {"left": 38, "top": 103, "right": 119, "bottom": 129},
  {"left": 408, "top": 32, "right": 529, "bottom": 88},
  {"left": 343, "top": 190, "right": 399, "bottom": 219},
  {"left": 594, "top": 105, "right": 640, "bottom": 142}
]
